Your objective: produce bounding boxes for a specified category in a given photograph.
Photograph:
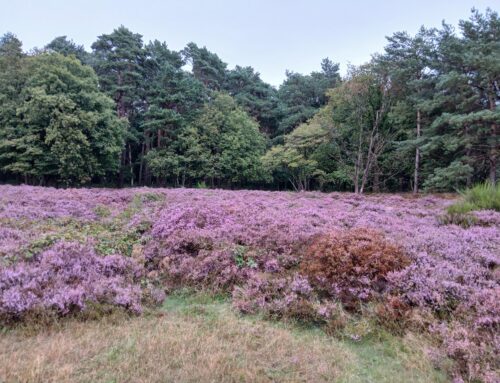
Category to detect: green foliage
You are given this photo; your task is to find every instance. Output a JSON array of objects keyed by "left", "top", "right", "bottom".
[
  {"left": 148, "top": 93, "right": 266, "bottom": 186},
  {"left": 195, "top": 181, "right": 208, "bottom": 189},
  {"left": 91, "top": 26, "right": 146, "bottom": 185},
  {"left": 449, "top": 182, "right": 500, "bottom": 213},
  {"left": 262, "top": 120, "right": 328, "bottom": 191},
  {"left": 0, "top": 51, "right": 124, "bottom": 185},
  {"left": 276, "top": 58, "right": 340, "bottom": 136},
  {"left": 423, "top": 161, "right": 474, "bottom": 192},
  {"left": 224, "top": 65, "right": 279, "bottom": 134},
  {"left": 461, "top": 181, "right": 500, "bottom": 211},
  {"left": 91, "top": 26, "right": 145, "bottom": 119},
  {"left": 232, "top": 245, "right": 257, "bottom": 269},
  {"left": 19, "top": 193, "right": 158, "bottom": 259},
  {"left": 182, "top": 42, "right": 227, "bottom": 91},
  {"left": 0, "top": 33, "right": 27, "bottom": 181},
  {"left": 45, "top": 36, "right": 89, "bottom": 64},
  {"left": 440, "top": 182, "right": 499, "bottom": 227},
  {"left": 94, "top": 205, "right": 112, "bottom": 218},
  {"left": 0, "top": 8, "right": 498, "bottom": 191}
]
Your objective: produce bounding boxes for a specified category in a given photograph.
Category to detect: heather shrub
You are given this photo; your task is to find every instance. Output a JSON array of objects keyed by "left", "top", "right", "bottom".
[
  {"left": 375, "top": 295, "right": 413, "bottom": 333},
  {"left": 154, "top": 246, "right": 257, "bottom": 291},
  {"left": 0, "top": 241, "right": 144, "bottom": 322},
  {"left": 1, "top": 185, "right": 499, "bottom": 382},
  {"left": 437, "top": 210, "right": 477, "bottom": 228},
  {"left": 94, "top": 204, "right": 112, "bottom": 218},
  {"left": 232, "top": 273, "right": 327, "bottom": 323},
  {"left": 300, "top": 228, "right": 410, "bottom": 309},
  {"left": 471, "top": 209, "right": 500, "bottom": 226},
  {"left": 144, "top": 199, "right": 311, "bottom": 291},
  {"left": 433, "top": 288, "right": 500, "bottom": 383}
]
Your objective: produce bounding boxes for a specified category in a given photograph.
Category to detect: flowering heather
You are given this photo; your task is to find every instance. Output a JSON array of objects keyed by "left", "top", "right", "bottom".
[
  {"left": 144, "top": 189, "right": 499, "bottom": 382},
  {"left": 0, "top": 241, "right": 143, "bottom": 319},
  {"left": 0, "top": 185, "right": 498, "bottom": 381},
  {"left": 0, "top": 185, "right": 137, "bottom": 221}
]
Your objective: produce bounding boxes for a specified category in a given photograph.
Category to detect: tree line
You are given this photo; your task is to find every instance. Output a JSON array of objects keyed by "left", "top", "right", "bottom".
[{"left": 0, "top": 8, "right": 498, "bottom": 192}]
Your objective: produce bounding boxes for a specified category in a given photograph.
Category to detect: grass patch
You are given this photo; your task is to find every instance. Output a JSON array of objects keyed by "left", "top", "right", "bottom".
[
  {"left": 0, "top": 291, "right": 450, "bottom": 382},
  {"left": 459, "top": 181, "right": 500, "bottom": 211},
  {"left": 447, "top": 182, "right": 500, "bottom": 214},
  {"left": 440, "top": 182, "right": 499, "bottom": 227}
]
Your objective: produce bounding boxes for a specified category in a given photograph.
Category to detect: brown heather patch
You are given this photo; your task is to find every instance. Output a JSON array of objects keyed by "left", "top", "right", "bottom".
[{"left": 301, "top": 228, "right": 410, "bottom": 309}]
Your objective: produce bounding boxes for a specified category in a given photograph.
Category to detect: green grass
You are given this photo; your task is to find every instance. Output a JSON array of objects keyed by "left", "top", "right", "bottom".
[
  {"left": 449, "top": 181, "right": 500, "bottom": 214},
  {"left": 161, "top": 292, "right": 449, "bottom": 383},
  {"left": 0, "top": 290, "right": 450, "bottom": 382},
  {"left": 441, "top": 182, "right": 499, "bottom": 227},
  {"left": 461, "top": 181, "right": 500, "bottom": 211}
]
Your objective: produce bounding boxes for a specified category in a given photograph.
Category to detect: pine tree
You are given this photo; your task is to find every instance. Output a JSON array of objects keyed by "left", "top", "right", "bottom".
[
  {"left": 91, "top": 26, "right": 146, "bottom": 185},
  {"left": 182, "top": 42, "right": 227, "bottom": 91}
]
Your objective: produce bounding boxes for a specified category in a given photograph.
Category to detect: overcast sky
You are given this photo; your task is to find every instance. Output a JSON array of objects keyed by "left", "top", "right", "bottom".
[{"left": 1, "top": 0, "right": 498, "bottom": 86}]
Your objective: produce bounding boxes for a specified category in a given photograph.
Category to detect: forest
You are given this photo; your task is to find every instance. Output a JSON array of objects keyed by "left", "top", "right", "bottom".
[{"left": 0, "top": 8, "right": 498, "bottom": 192}]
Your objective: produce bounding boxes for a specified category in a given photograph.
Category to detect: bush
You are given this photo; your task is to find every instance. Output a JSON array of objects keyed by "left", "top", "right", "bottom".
[
  {"left": 0, "top": 241, "right": 144, "bottom": 322},
  {"left": 232, "top": 273, "right": 330, "bottom": 324},
  {"left": 447, "top": 182, "right": 500, "bottom": 216},
  {"left": 461, "top": 181, "right": 500, "bottom": 211},
  {"left": 301, "top": 228, "right": 410, "bottom": 309},
  {"left": 441, "top": 182, "right": 499, "bottom": 227},
  {"left": 438, "top": 211, "right": 477, "bottom": 228},
  {"left": 375, "top": 295, "right": 413, "bottom": 333}
]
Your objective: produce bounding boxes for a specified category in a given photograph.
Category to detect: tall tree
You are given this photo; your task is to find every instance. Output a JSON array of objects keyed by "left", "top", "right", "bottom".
[
  {"left": 326, "top": 66, "right": 394, "bottom": 193},
  {"left": 182, "top": 42, "right": 227, "bottom": 91},
  {"left": 421, "top": 9, "right": 499, "bottom": 190},
  {"left": 458, "top": 8, "right": 499, "bottom": 184},
  {"left": 376, "top": 28, "right": 437, "bottom": 192},
  {"left": 0, "top": 33, "right": 27, "bottom": 182},
  {"left": 148, "top": 93, "right": 266, "bottom": 187},
  {"left": 140, "top": 40, "right": 207, "bottom": 185},
  {"left": 45, "top": 36, "right": 89, "bottom": 64},
  {"left": 224, "top": 65, "right": 279, "bottom": 135},
  {"left": 276, "top": 58, "right": 340, "bottom": 136},
  {"left": 262, "top": 118, "right": 328, "bottom": 191},
  {"left": 0, "top": 53, "right": 124, "bottom": 185},
  {"left": 91, "top": 26, "right": 145, "bottom": 185}
]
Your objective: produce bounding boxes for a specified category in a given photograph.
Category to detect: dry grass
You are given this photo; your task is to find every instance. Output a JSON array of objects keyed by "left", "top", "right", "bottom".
[
  {"left": 0, "top": 296, "right": 449, "bottom": 383},
  {"left": 0, "top": 309, "right": 345, "bottom": 383}
]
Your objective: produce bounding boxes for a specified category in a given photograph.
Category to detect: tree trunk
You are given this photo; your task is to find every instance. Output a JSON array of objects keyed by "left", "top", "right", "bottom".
[
  {"left": 116, "top": 94, "right": 127, "bottom": 188},
  {"left": 488, "top": 94, "right": 497, "bottom": 183},
  {"left": 145, "top": 133, "right": 152, "bottom": 185},
  {"left": 360, "top": 110, "right": 381, "bottom": 194},
  {"left": 413, "top": 109, "right": 421, "bottom": 194},
  {"left": 118, "top": 150, "right": 125, "bottom": 187},
  {"left": 354, "top": 129, "right": 364, "bottom": 194},
  {"left": 138, "top": 141, "right": 145, "bottom": 186},
  {"left": 464, "top": 125, "right": 472, "bottom": 187},
  {"left": 373, "top": 159, "right": 380, "bottom": 193},
  {"left": 354, "top": 160, "right": 360, "bottom": 194},
  {"left": 128, "top": 143, "right": 134, "bottom": 186}
]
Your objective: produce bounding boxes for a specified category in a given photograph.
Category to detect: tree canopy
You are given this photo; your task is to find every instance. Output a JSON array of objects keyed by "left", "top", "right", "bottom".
[
  {"left": 0, "top": 51, "right": 124, "bottom": 185},
  {"left": 0, "top": 8, "right": 497, "bottom": 191}
]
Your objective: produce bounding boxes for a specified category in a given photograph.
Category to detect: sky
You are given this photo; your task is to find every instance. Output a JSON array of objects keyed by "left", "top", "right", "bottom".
[{"left": 1, "top": 0, "right": 498, "bottom": 86}]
